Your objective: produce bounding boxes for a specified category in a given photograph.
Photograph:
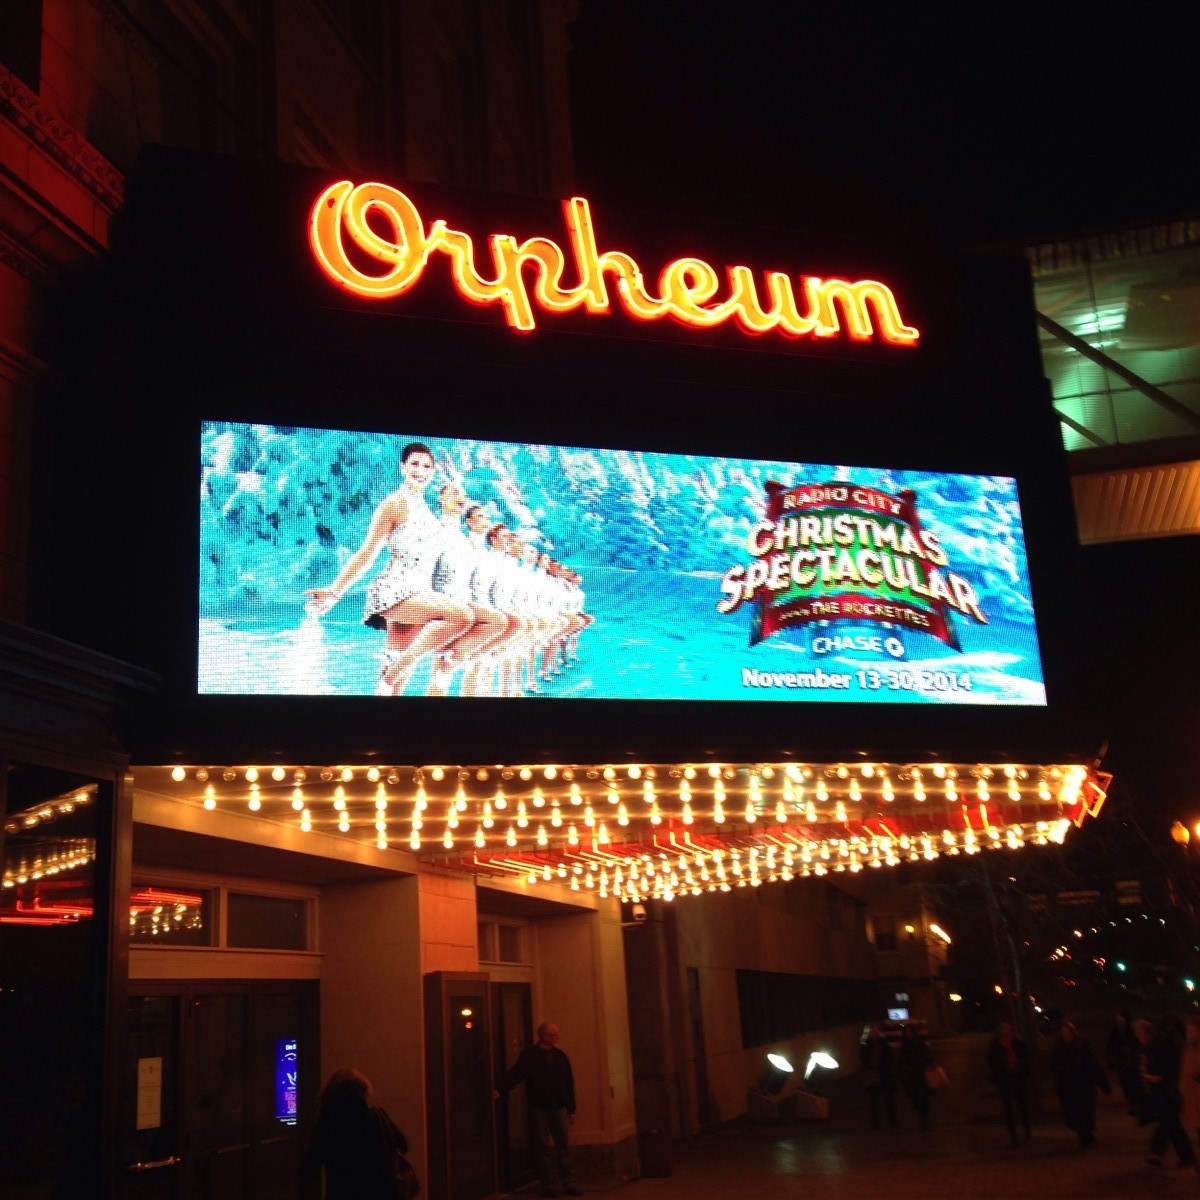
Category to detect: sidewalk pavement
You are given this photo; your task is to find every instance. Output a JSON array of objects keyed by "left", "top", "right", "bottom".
[{"left": 580, "top": 1034, "right": 1193, "bottom": 1199}]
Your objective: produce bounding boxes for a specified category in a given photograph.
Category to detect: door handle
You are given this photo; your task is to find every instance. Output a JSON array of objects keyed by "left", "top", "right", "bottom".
[
  {"left": 258, "top": 1134, "right": 290, "bottom": 1146},
  {"left": 213, "top": 1143, "right": 251, "bottom": 1154},
  {"left": 129, "top": 1156, "right": 182, "bottom": 1172}
]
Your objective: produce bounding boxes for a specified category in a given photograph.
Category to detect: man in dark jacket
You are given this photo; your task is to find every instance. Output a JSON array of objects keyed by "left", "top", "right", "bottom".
[
  {"left": 498, "top": 1022, "right": 581, "bottom": 1197},
  {"left": 987, "top": 1020, "right": 1032, "bottom": 1146},
  {"left": 1136, "top": 1018, "right": 1197, "bottom": 1168}
]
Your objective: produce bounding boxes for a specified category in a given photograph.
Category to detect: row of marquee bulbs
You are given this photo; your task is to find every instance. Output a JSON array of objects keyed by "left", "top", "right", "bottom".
[
  {"left": 1, "top": 839, "right": 95, "bottom": 890},
  {"left": 2, "top": 789, "right": 93, "bottom": 838},
  {"left": 175, "top": 763, "right": 1090, "bottom": 856},
  {"left": 493, "top": 818, "right": 1076, "bottom": 902},
  {"left": 171, "top": 763, "right": 1085, "bottom": 790}
]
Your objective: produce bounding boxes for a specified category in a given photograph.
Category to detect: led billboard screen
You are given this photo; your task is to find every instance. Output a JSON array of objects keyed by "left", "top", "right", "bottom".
[{"left": 200, "top": 421, "right": 1046, "bottom": 705}]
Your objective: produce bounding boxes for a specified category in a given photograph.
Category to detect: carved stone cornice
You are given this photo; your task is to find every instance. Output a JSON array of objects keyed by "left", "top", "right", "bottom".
[
  {"left": 0, "top": 223, "right": 48, "bottom": 281},
  {"left": 0, "top": 65, "right": 125, "bottom": 213}
]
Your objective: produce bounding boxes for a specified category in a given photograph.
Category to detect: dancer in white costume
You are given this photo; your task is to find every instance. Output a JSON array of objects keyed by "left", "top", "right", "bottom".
[
  {"left": 515, "top": 539, "right": 557, "bottom": 692},
  {"left": 535, "top": 551, "right": 575, "bottom": 683},
  {"left": 462, "top": 506, "right": 523, "bottom": 695},
  {"left": 305, "top": 442, "right": 472, "bottom": 695},
  {"left": 562, "top": 569, "right": 593, "bottom": 664},
  {"left": 425, "top": 486, "right": 509, "bottom": 696},
  {"left": 488, "top": 525, "right": 539, "bottom": 695}
]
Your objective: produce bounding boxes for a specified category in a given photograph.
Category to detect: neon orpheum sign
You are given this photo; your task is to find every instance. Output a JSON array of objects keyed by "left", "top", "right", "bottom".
[{"left": 309, "top": 181, "right": 920, "bottom": 346}]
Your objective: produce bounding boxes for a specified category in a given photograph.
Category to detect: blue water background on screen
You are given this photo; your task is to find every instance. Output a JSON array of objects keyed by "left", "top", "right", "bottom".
[{"left": 198, "top": 421, "right": 1046, "bottom": 705}]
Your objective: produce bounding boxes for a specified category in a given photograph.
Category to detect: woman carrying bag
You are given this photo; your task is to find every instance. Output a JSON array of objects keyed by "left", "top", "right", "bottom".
[{"left": 301, "top": 1068, "right": 418, "bottom": 1200}]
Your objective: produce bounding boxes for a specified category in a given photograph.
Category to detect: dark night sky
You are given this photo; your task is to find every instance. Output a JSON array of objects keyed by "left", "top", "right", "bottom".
[
  {"left": 568, "top": 5, "right": 1200, "bottom": 246},
  {"left": 567, "top": 4, "right": 1200, "bottom": 819}
]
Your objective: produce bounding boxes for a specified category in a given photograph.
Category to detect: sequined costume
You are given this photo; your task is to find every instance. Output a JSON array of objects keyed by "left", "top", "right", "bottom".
[{"left": 363, "top": 500, "right": 442, "bottom": 629}]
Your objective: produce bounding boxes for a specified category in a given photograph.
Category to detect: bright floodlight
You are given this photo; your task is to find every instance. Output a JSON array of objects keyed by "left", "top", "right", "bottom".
[
  {"left": 759, "top": 1052, "right": 796, "bottom": 1095},
  {"left": 805, "top": 1051, "right": 839, "bottom": 1080}
]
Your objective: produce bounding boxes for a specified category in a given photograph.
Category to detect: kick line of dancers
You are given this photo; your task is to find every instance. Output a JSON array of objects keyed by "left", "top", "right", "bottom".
[{"left": 305, "top": 442, "right": 592, "bottom": 697}]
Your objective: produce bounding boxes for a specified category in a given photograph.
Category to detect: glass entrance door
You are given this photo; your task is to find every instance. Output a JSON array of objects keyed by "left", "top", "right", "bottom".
[
  {"left": 492, "top": 981, "right": 534, "bottom": 1193},
  {"left": 188, "top": 992, "right": 248, "bottom": 1199},
  {"left": 125, "top": 994, "right": 183, "bottom": 1199},
  {"left": 124, "top": 984, "right": 315, "bottom": 1200}
]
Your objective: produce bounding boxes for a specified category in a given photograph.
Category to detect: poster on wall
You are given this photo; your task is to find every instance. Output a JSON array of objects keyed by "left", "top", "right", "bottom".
[
  {"left": 199, "top": 420, "right": 1046, "bottom": 705},
  {"left": 275, "top": 1038, "right": 298, "bottom": 1126}
]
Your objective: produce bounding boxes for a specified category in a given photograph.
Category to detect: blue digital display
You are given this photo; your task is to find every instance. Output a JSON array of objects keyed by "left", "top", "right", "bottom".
[
  {"left": 275, "top": 1038, "right": 297, "bottom": 1125},
  {"left": 199, "top": 420, "right": 1046, "bottom": 706}
]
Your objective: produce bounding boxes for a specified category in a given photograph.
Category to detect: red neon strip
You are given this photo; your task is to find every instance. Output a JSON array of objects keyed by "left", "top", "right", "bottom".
[
  {"left": 309, "top": 182, "right": 920, "bottom": 347},
  {"left": 15, "top": 899, "right": 93, "bottom": 917},
  {"left": 130, "top": 888, "right": 204, "bottom": 907}
]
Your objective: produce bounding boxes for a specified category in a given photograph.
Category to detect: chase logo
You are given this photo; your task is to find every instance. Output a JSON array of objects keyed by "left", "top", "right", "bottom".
[{"left": 811, "top": 634, "right": 907, "bottom": 659}]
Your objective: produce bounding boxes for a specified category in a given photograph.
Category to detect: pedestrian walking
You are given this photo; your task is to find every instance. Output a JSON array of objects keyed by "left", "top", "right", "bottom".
[
  {"left": 987, "top": 1019, "right": 1031, "bottom": 1146},
  {"left": 1049, "top": 1021, "right": 1109, "bottom": 1148},
  {"left": 1134, "top": 1017, "right": 1197, "bottom": 1168},
  {"left": 860, "top": 1023, "right": 898, "bottom": 1130},
  {"left": 300, "top": 1067, "right": 414, "bottom": 1200},
  {"left": 1177, "top": 1015, "right": 1200, "bottom": 1161},
  {"left": 1105, "top": 1011, "right": 1142, "bottom": 1118},
  {"left": 896, "top": 1024, "right": 936, "bottom": 1131}
]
